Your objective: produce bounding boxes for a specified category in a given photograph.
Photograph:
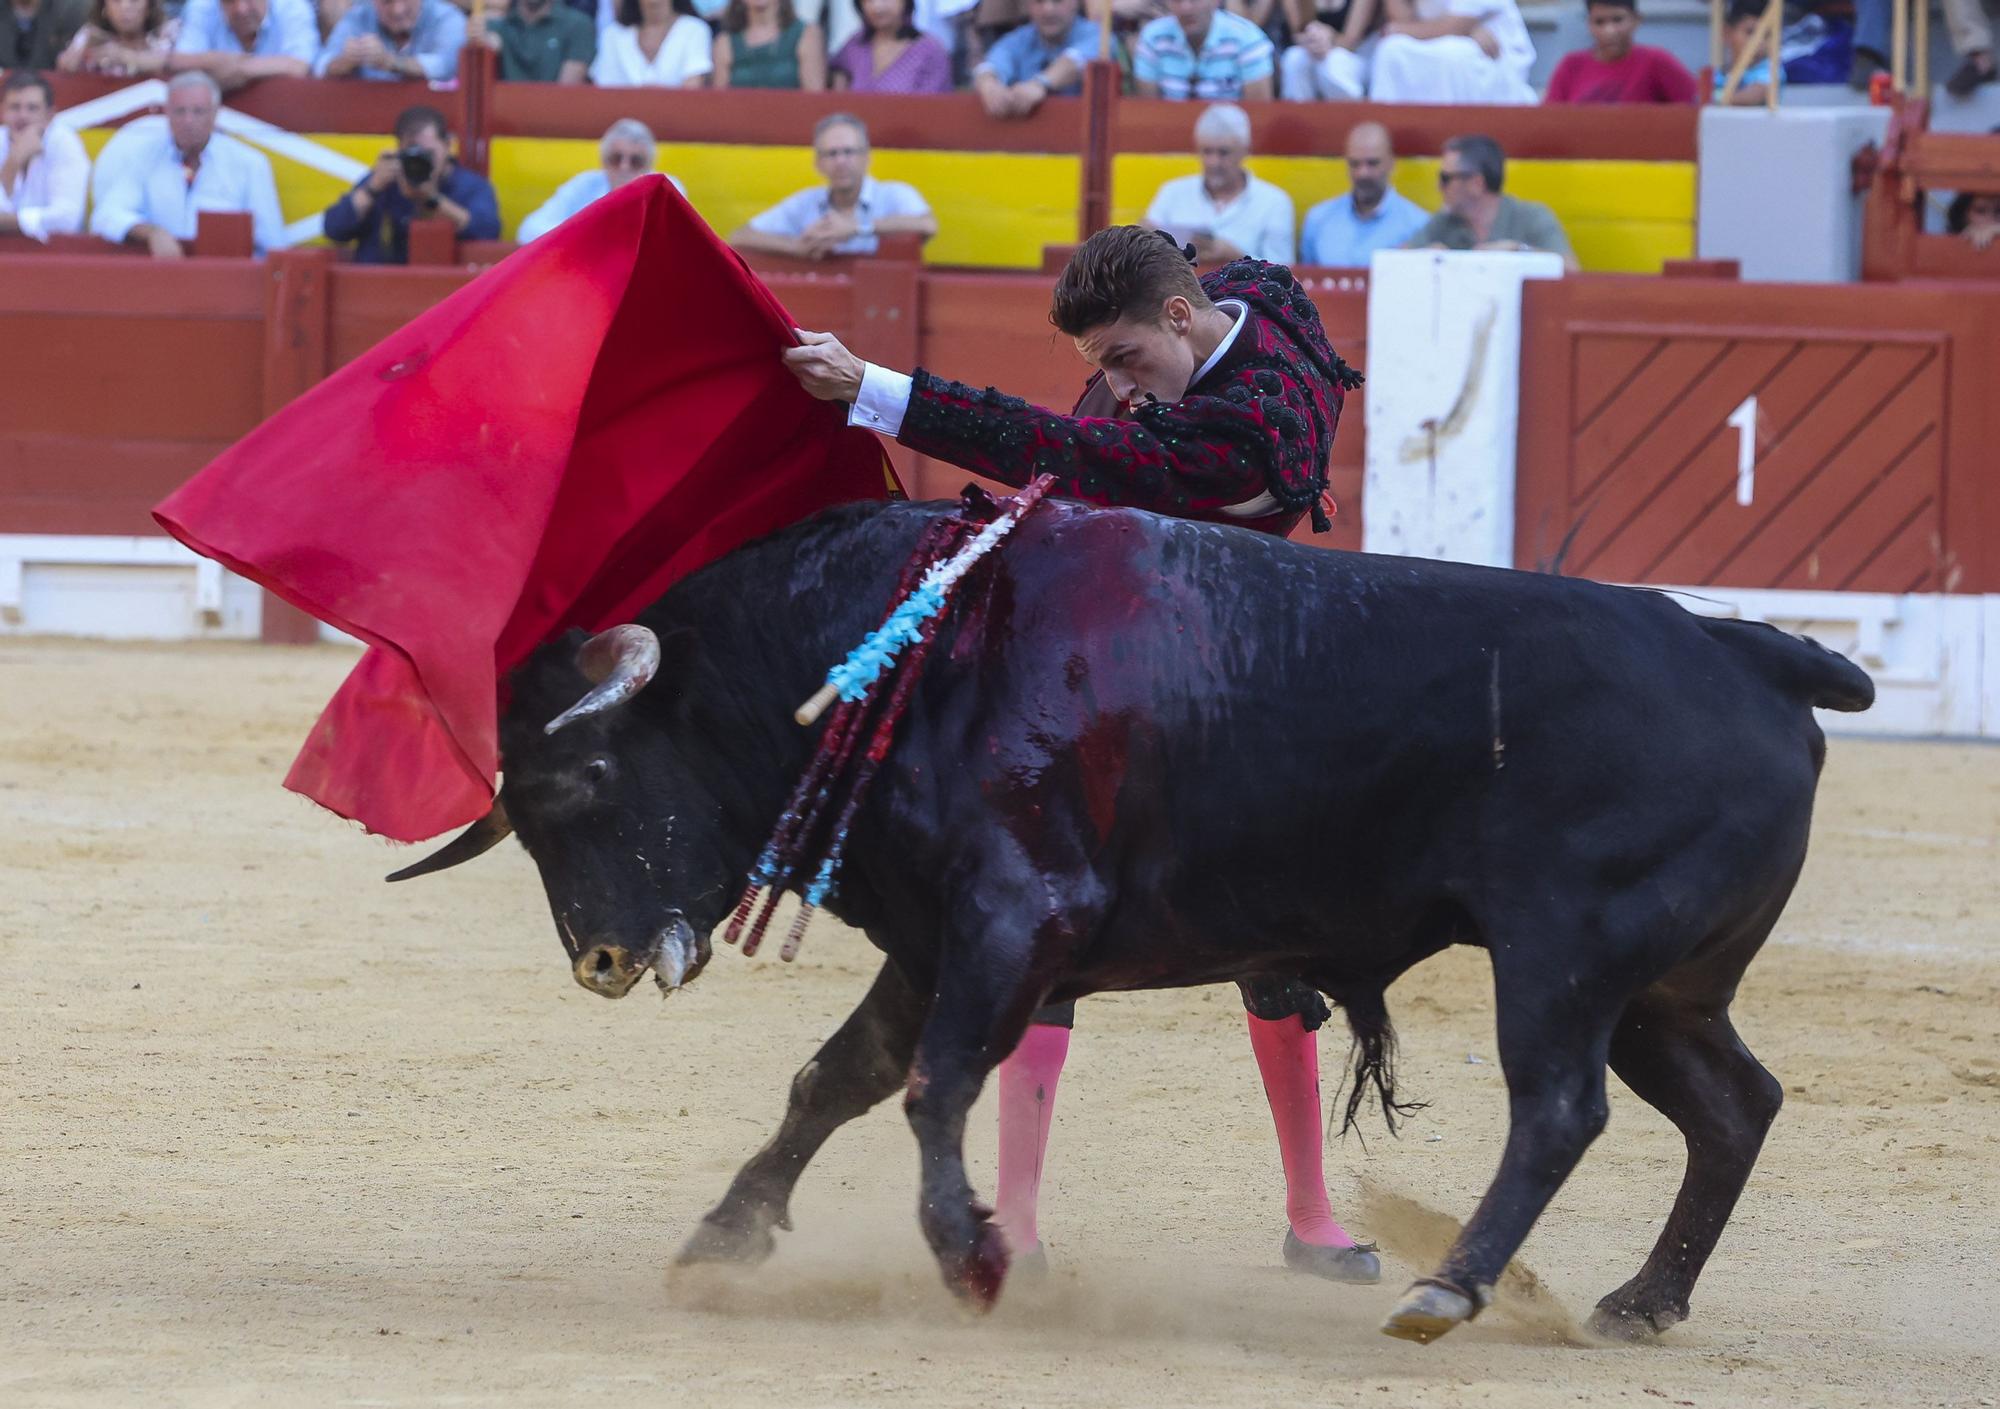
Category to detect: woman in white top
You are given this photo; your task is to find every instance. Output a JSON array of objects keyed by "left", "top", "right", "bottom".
[
  {"left": 56, "top": 0, "right": 181, "bottom": 77},
  {"left": 591, "top": 0, "right": 716, "bottom": 87}
]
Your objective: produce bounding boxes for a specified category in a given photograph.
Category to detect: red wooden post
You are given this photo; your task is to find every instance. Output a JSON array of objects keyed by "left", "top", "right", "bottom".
[
  {"left": 460, "top": 42, "right": 495, "bottom": 176},
  {"left": 191, "top": 211, "right": 254, "bottom": 259},
  {"left": 1078, "top": 59, "right": 1117, "bottom": 240},
  {"left": 258, "top": 247, "right": 334, "bottom": 644},
  {"left": 848, "top": 239, "right": 924, "bottom": 493}
]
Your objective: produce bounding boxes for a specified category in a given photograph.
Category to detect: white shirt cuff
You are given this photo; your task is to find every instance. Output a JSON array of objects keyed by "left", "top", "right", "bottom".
[{"left": 848, "top": 362, "right": 913, "bottom": 438}]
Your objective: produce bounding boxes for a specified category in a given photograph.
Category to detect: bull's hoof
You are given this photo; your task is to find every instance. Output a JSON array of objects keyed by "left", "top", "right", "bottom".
[
  {"left": 1381, "top": 1279, "right": 1478, "bottom": 1344},
  {"left": 942, "top": 1222, "right": 1010, "bottom": 1311},
  {"left": 1283, "top": 1230, "right": 1382, "bottom": 1285},
  {"left": 674, "top": 1205, "right": 783, "bottom": 1268},
  {"left": 1587, "top": 1294, "right": 1685, "bottom": 1344}
]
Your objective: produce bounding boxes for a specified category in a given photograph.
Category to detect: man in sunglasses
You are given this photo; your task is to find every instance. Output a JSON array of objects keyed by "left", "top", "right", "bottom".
[
  {"left": 518, "top": 119, "right": 684, "bottom": 242},
  {"left": 1405, "top": 131, "right": 1578, "bottom": 272}
]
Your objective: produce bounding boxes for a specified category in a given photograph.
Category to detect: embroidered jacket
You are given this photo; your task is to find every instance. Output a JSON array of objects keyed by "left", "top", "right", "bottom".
[{"left": 895, "top": 258, "right": 1361, "bottom": 535}]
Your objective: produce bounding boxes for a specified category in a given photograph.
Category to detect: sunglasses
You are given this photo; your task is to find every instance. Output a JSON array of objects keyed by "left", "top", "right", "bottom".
[{"left": 605, "top": 152, "right": 649, "bottom": 170}]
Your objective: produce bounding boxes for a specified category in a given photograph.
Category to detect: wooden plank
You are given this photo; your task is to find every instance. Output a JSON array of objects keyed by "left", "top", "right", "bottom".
[
  {"left": 1567, "top": 336, "right": 1732, "bottom": 507},
  {"left": 1572, "top": 335, "right": 1663, "bottom": 434},
  {"left": 47, "top": 73, "right": 464, "bottom": 138},
  {"left": 1839, "top": 496, "right": 1944, "bottom": 594},
  {"left": 0, "top": 256, "right": 262, "bottom": 316},
  {"left": 1772, "top": 426, "right": 1939, "bottom": 590},
  {"left": 0, "top": 435, "right": 226, "bottom": 534},
  {"left": 0, "top": 318, "right": 265, "bottom": 440}
]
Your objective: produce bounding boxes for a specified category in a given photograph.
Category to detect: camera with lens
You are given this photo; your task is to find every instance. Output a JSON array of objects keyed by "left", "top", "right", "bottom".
[{"left": 397, "top": 146, "right": 435, "bottom": 188}]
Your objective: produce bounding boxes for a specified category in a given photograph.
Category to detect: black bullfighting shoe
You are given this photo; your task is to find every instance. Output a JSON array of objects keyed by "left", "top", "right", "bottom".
[{"left": 1282, "top": 1229, "right": 1382, "bottom": 1284}]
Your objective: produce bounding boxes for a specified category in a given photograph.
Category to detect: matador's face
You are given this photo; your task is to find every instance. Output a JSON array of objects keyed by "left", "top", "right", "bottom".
[{"left": 1072, "top": 296, "right": 1202, "bottom": 411}]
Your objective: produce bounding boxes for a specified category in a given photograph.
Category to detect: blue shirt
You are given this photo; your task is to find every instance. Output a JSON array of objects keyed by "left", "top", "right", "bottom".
[
  {"left": 518, "top": 169, "right": 684, "bottom": 241},
  {"left": 975, "top": 16, "right": 1098, "bottom": 93},
  {"left": 87, "top": 128, "right": 286, "bottom": 252},
  {"left": 175, "top": 0, "right": 318, "bottom": 60},
  {"left": 323, "top": 161, "right": 501, "bottom": 263},
  {"left": 313, "top": 0, "right": 465, "bottom": 80},
  {"left": 1132, "top": 10, "right": 1273, "bottom": 99},
  {"left": 747, "top": 175, "right": 932, "bottom": 255},
  {"left": 1300, "top": 188, "right": 1430, "bottom": 267}
]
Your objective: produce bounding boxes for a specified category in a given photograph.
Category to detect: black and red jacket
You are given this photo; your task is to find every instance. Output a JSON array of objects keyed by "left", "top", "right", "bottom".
[{"left": 895, "top": 258, "right": 1362, "bottom": 536}]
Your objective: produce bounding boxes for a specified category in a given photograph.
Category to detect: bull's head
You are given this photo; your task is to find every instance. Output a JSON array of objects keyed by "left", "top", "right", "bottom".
[{"left": 387, "top": 623, "right": 732, "bottom": 1001}]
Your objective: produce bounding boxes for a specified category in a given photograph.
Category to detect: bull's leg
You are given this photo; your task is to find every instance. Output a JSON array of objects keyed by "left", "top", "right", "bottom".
[
  {"left": 1588, "top": 991, "right": 1783, "bottom": 1341},
  {"left": 677, "top": 957, "right": 928, "bottom": 1268},
  {"left": 1381, "top": 957, "right": 1623, "bottom": 1344}
]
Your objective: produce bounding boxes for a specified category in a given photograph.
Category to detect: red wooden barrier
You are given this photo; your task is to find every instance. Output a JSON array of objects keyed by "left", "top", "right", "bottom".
[{"left": 1516, "top": 274, "right": 2000, "bottom": 594}]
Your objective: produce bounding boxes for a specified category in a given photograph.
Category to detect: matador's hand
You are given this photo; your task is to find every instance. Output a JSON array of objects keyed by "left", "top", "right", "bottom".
[{"left": 783, "top": 329, "right": 866, "bottom": 403}]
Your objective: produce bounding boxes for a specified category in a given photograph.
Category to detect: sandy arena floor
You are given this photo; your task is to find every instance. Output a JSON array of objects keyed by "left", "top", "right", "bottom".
[{"left": 2, "top": 638, "right": 1996, "bottom": 1408}]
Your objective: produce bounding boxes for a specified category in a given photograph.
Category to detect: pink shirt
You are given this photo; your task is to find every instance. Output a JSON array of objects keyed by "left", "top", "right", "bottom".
[
  {"left": 1544, "top": 43, "right": 1699, "bottom": 104},
  {"left": 832, "top": 32, "right": 952, "bottom": 93}
]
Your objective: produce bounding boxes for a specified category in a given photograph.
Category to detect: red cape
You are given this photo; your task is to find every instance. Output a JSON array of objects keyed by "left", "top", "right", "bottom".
[{"left": 155, "top": 178, "right": 899, "bottom": 842}]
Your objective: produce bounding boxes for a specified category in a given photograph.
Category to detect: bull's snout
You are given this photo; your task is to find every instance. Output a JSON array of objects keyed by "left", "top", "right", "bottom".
[{"left": 574, "top": 944, "right": 647, "bottom": 999}]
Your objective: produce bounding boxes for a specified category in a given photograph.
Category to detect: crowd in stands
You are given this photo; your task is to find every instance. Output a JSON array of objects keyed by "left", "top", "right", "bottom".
[{"left": 3, "top": 0, "right": 1998, "bottom": 264}]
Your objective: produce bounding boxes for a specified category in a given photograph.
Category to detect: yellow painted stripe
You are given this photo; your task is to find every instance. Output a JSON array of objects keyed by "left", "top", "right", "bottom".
[
  {"left": 494, "top": 138, "right": 1079, "bottom": 269},
  {"left": 1112, "top": 154, "right": 1696, "bottom": 273}
]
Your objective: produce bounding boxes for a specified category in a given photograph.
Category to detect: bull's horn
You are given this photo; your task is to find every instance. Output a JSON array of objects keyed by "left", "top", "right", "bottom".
[
  {"left": 544, "top": 624, "right": 661, "bottom": 736},
  {"left": 384, "top": 800, "right": 512, "bottom": 882}
]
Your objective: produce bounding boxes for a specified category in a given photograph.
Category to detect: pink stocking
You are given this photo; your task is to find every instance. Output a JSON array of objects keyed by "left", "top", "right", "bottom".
[
  {"left": 1246, "top": 1013, "right": 1354, "bottom": 1247},
  {"left": 991, "top": 1022, "right": 1070, "bottom": 1252}
]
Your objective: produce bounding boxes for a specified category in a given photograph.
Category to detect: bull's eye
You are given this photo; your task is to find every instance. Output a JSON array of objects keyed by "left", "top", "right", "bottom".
[{"left": 583, "top": 756, "right": 613, "bottom": 785}]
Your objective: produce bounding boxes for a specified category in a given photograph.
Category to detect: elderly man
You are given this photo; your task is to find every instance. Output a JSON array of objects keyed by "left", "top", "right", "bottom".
[
  {"left": 1369, "top": 0, "right": 1536, "bottom": 104},
  {"left": 1405, "top": 131, "right": 1577, "bottom": 271},
  {"left": 1145, "top": 103, "right": 1293, "bottom": 264},
  {"left": 90, "top": 71, "right": 284, "bottom": 256},
  {"left": 517, "top": 120, "right": 682, "bottom": 241},
  {"left": 162, "top": 0, "right": 319, "bottom": 88},
  {"left": 729, "top": 112, "right": 936, "bottom": 261},
  {"left": 470, "top": 0, "right": 595, "bottom": 83},
  {"left": 1300, "top": 121, "right": 1429, "bottom": 266},
  {"left": 0, "top": 70, "right": 88, "bottom": 243},
  {"left": 0, "top": 0, "right": 88, "bottom": 67},
  {"left": 972, "top": 0, "right": 1098, "bottom": 118},
  {"left": 322, "top": 103, "right": 500, "bottom": 262},
  {"left": 1133, "top": 0, "right": 1275, "bottom": 100},
  {"left": 314, "top": 0, "right": 464, "bottom": 78}
]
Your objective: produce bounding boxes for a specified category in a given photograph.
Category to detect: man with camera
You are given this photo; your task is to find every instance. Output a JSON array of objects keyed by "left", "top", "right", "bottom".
[{"left": 322, "top": 105, "right": 500, "bottom": 264}]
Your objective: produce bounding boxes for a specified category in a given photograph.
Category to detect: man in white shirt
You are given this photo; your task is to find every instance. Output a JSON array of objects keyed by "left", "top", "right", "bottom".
[
  {"left": 517, "top": 119, "right": 684, "bottom": 242},
  {"left": 167, "top": 0, "right": 319, "bottom": 89},
  {"left": 89, "top": 70, "right": 286, "bottom": 257},
  {"left": 1144, "top": 102, "right": 1294, "bottom": 265},
  {"left": 729, "top": 113, "right": 937, "bottom": 261},
  {"left": 0, "top": 70, "right": 89, "bottom": 243}
]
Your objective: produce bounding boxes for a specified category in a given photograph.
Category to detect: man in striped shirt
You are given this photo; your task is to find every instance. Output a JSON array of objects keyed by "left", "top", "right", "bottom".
[{"left": 1133, "top": 0, "right": 1274, "bottom": 99}]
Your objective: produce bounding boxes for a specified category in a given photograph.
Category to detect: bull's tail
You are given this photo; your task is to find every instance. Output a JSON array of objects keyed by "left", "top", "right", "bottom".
[
  {"left": 1333, "top": 984, "right": 1427, "bottom": 1140},
  {"left": 1700, "top": 617, "right": 1877, "bottom": 713}
]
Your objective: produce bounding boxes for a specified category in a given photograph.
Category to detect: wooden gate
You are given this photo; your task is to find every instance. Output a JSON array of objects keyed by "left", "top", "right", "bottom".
[{"left": 1515, "top": 277, "right": 2000, "bottom": 594}]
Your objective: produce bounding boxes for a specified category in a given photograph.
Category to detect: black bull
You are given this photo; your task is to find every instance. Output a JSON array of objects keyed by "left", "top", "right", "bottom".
[{"left": 392, "top": 497, "right": 1873, "bottom": 1343}]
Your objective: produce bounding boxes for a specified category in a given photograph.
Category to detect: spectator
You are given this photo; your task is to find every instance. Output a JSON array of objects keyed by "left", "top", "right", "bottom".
[
  {"left": 831, "top": 0, "right": 951, "bottom": 91},
  {"left": 0, "top": 0, "right": 88, "bottom": 67},
  {"left": 591, "top": 0, "right": 713, "bottom": 86},
  {"left": 1300, "top": 120, "right": 1428, "bottom": 265},
  {"left": 1543, "top": 0, "right": 1695, "bottom": 104},
  {"left": 973, "top": 0, "right": 1096, "bottom": 117},
  {"left": 322, "top": 103, "right": 500, "bottom": 262},
  {"left": 1712, "top": 0, "right": 1775, "bottom": 106},
  {"left": 471, "top": 0, "right": 594, "bottom": 81},
  {"left": 317, "top": 0, "right": 350, "bottom": 39},
  {"left": 1144, "top": 102, "right": 1293, "bottom": 263},
  {"left": 314, "top": 0, "right": 465, "bottom": 78},
  {"left": 167, "top": 0, "right": 319, "bottom": 89},
  {"left": 1368, "top": 0, "right": 1535, "bottom": 104},
  {"left": 0, "top": 70, "right": 88, "bottom": 242},
  {"left": 1946, "top": 189, "right": 1999, "bottom": 250},
  {"left": 518, "top": 119, "right": 683, "bottom": 239},
  {"left": 1943, "top": 0, "right": 1995, "bottom": 96},
  {"left": 1848, "top": 0, "right": 1889, "bottom": 90},
  {"left": 89, "top": 71, "right": 284, "bottom": 255},
  {"left": 796, "top": 0, "right": 860, "bottom": 52},
  {"left": 1405, "top": 132, "right": 1577, "bottom": 270},
  {"left": 1133, "top": 0, "right": 1275, "bottom": 100},
  {"left": 1279, "top": 0, "right": 1377, "bottom": 101},
  {"left": 711, "top": 0, "right": 827, "bottom": 89},
  {"left": 56, "top": 0, "right": 178, "bottom": 74},
  {"left": 729, "top": 111, "right": 936, "bottom": 259}
]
